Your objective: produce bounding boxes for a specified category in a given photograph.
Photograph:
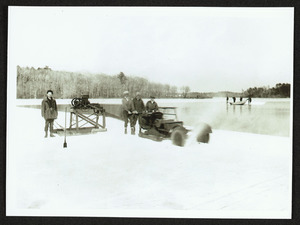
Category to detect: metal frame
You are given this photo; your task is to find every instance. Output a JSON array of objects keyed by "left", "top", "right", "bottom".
[
  {"left": 54, "top": 107, "right": 107, "bottom": 136},
  {"left": 69, "top": 108, "right": 106, "bottom": 132}
]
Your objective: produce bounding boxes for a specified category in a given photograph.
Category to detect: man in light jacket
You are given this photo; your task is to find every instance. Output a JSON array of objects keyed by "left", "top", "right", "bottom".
[
  {"left": 146, "top": 96, "right": 158, "bottom": 112},
  {"left": 41, "top": 90, "right": 58, "bottom": 138}
]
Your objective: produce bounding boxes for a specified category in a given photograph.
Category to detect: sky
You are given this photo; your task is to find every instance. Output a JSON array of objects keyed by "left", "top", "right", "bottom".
[{"left": 8, "top": 7, "right": 293, "bottom": 92}]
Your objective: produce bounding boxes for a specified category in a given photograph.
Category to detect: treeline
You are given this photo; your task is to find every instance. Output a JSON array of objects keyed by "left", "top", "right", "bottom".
[
  {"left": 17, "top": 66, "right": 187, "bottom": 99},
  {"left": 197, "top": 84, "right": 290, "bottom": 98},
  {"left": 16, "top": 66, "right": 290, "bottom": 99},
  {"left": 242, "top": 83, "right": 290, "bottom": 98}
]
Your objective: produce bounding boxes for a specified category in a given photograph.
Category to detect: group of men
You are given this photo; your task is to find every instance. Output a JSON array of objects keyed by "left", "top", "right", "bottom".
[
  {"left": 226, "top": 96, "right": 252, "bottom": 103},
  {"left": 40, "top": 89, "right": 159, "bottom": 137},
  {"left": 122, "top": 91, "right": 158, "bottom": 135}
]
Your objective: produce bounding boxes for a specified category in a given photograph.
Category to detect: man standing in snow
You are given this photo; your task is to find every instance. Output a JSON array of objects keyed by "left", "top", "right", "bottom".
[
  {"left": 132, "top": 92, "right": 145, "bottom": 134},
  {"left": 41, "top": 90, "right": 58, "bottom": 138},
  {"left": 122, "top": 91, "right": 134, "bottom": 134}
]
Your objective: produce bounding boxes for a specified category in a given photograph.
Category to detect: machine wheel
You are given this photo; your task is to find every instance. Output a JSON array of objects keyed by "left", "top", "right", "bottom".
[
  {"left": 171, "top": 127, "right": 187, "bottom": 147},
  {"left": 197, "top": 133, "right": 210, "bottom": 143},
  {"left": 71, "top": 98, "right": 82, "bottom": 107}
]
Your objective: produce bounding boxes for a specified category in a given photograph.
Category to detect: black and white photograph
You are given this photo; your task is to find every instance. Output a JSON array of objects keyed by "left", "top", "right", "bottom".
[{"left": 6, "top": 6, "right": 293, "bottom": 218}]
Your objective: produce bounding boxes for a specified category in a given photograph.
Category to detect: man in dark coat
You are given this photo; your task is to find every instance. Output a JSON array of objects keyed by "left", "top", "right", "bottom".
[
  {"left": 132, "top": 92, "right": 145, "bottom": 134},
  {"left": 121, "top": 91, "right": 134, "bottom": 134},
  {"left": 146, "top": 96, "right": 158, "bottom": 112},
  {"left": 41, "top": 90, "right": 58, "bottom": 138}
]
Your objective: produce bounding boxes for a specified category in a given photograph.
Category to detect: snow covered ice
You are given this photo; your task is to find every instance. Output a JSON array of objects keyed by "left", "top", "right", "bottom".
[{"left": 6, "top": 106, "right": 292, "bottom": 218}]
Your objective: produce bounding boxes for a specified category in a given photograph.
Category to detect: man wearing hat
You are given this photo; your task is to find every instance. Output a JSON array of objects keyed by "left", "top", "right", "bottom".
[
  {"left": 132, "top": 92, "right": 145, "bottom": 134},
  {"left": 122, "top": 91, "right": 134, "bottom": 134},
  {"left": 41, "top": 90, "right": 58, "bottom": 138},
  {"left": 146, "top": 96, "right": 158, "bottom": 113}
]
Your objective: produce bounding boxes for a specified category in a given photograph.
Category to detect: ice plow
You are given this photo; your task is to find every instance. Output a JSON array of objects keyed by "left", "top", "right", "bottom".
[{"left": 138, "top": 107, "right": 212, "bottom": 147}]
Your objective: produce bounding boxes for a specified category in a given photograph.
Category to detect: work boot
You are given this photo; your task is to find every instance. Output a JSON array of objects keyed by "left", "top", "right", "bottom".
[
  {"left": 131, "top": 127, "right": 135, "bottom": 135},
  {"left": 50, "top": 133, "right": 55, "bottom": 137},
  {"left": 44, "top": 131, "right": 48, "bottom": 138},
  {"left": 124, "top": 128, "right": 127, "bottom": 134}
]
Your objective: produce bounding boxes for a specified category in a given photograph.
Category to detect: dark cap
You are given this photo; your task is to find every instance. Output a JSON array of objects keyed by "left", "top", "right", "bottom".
[
  {"left": 150, "top": 96, "right": 155, "bottom": 99},
  {"left": 47, "top": 90, "right": 53, "bottom": 94}
]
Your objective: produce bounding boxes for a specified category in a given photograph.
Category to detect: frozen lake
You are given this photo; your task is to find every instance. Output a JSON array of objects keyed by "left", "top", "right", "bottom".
[
  {"left": 7, "top": 98, "right": 292, "bottom": 218},
  {"left": 7, "top": 107, "right": 292, "bottom": 218}
]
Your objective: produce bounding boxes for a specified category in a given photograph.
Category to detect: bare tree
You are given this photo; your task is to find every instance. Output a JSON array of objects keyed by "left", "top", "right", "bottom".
[{"left": 181, "top": 86, "right": 190, "bottom": 98}]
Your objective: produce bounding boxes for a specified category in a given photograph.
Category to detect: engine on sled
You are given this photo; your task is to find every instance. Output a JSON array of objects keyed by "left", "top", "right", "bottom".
[
  {"left": 139, "top": 107, "right": 212, "bottom": 147},
  {"left": 71, "top": 94, "right": 105, "bottom": 114}
]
